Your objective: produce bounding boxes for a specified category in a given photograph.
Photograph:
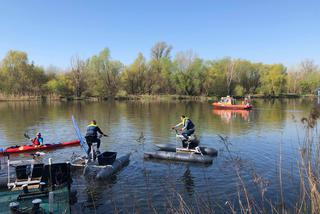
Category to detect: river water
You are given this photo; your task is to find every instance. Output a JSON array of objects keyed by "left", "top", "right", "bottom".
[{"left": 0, "top": 99, "right": 319, "bottom": 213}]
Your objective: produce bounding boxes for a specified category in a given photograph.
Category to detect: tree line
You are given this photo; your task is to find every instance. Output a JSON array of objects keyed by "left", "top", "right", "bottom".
[{"left": 0, "top": 42, "right": 319, "bottom": 98}]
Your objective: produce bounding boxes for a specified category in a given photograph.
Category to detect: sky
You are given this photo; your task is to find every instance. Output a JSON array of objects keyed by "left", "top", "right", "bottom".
[{"left": 0, "top": 0, "right": 319, "bottom": 69}]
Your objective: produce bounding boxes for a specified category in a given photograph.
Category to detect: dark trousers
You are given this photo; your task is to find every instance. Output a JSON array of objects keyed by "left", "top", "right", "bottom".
[
  {"left": 85, "top": 136, "right": 101, "bottom": 154},
  {"left": 181, "top": 128, "right": 197, "bottom": 148},
  {"left": 181, "top": 128, "right": 195, "bottom": 139},
  {"left": 182, "top": 139, "right": 199, "bottom": 149}
]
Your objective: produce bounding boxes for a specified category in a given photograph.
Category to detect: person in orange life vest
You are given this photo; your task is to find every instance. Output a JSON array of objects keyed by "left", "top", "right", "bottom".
[{"left": 31, "top": 132, "right": 43, "bottom": 147}]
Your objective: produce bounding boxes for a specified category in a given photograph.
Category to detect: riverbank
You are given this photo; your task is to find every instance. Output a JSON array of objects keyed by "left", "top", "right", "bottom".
[
  {"left": 0, "top": 93, "right": 318, "bottom": 102},
  {"left": 0, "top": 94, "right": 214, "bottom": 102}
]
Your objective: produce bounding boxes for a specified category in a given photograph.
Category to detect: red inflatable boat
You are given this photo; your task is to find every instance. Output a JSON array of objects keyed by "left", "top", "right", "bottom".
[{"left": 212, "top": 102, "right": 253, "bottom": 110}]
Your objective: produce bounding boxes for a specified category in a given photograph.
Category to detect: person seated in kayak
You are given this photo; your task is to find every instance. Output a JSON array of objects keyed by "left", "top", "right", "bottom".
[
  {"left": 173, "top": 115, "right": 197, "bottom": 148},
  {"left": 85, "top": 120, "right": 108, "bottom": 155},
  {"left": 31, "top": 132, "right": 43, "bottom": 147}
]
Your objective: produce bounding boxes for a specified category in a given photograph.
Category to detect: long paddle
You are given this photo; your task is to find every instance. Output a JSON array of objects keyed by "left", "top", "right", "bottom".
[{"left": 71, "top": 115, "right": 89, "bottom": 156}]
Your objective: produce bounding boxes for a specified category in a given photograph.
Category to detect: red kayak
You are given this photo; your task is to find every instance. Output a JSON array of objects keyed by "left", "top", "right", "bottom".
[
  {"left": 0, "top": 140, "right": 80, "bottom": 154},
  {"left": 212, "top": 102, "right": 253, "bottom": 110}
]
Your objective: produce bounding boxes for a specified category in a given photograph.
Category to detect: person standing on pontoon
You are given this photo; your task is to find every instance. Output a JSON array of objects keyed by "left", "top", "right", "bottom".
[{"left": 85, "top": 120, "right": 108, "bottom": 155}]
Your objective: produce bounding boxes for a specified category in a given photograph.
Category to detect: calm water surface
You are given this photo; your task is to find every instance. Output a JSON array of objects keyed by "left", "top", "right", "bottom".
[{"left": 0, "top": 99, "right": 318, "bottom": 213}]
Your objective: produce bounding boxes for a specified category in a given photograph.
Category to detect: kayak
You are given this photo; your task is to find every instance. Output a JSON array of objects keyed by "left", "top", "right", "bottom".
[
  {"left": 212, "top": 102, "right": 252, "bottom": 110},
  {"left": 0, "top": 140, "right": 80, "bottom": 154},
  {"left": 155, "top": 143, "right": 218, "bottom": 156},
  {"left": 144, "top": 151, "right": 214, "bottom": 164}
]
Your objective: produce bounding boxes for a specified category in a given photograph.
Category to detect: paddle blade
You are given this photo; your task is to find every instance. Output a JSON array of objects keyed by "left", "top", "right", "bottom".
[
  {"left": 24, "top": 133, "right": 30, "bottom": 140},
  {"left": 35, "top": 151, "right": 46, "bottom": 156},
  {"left": 30, "top": 151, "right": 46, "bottom": 157}
]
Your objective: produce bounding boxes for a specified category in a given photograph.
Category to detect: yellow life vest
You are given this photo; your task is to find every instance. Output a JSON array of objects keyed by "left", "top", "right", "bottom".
[{"left": 181, "top": 117, "right": 189, "bottom": 126}]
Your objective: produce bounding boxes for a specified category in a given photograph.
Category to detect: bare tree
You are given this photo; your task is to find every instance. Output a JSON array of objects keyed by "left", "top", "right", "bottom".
[
  {"left": 70, "top": 55, "right": 85, "bottom": 97},
  {"left": 300, "top": 59, "right": 318, "bottom": 74},
  {"left": 175, "top": 50, "right": 197, "bottom": 72},
  {"left": 103, "top": 60, "right": 122, "bottom": 97},
  {"left": 151, "top": 42, "right": 172, "bottom": 61},
  {"left": 149, "top": 42, "right": 173, "bottom": 94},
  {"left": 287, "top": 67, "right": 303, "bottom": 94},
  {"left": 226, "top": 59, "right": 238, "bottom": 95}
]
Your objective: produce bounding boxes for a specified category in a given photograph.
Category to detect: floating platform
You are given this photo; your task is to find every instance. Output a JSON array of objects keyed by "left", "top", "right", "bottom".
[
  {"left": 155, "top": 143, "right": 218, "bottom": 156},
  {"left": 144, "top": 151, "right": 214, "bottom": 164},
  {"left": 72, "top": 153, "right": 131, "bottom": 180}
]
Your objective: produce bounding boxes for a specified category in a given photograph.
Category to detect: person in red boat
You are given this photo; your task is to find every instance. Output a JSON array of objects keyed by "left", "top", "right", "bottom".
[
  {"left": 242, "top": 96, "right": 251, "bottom": 106},
  {"left": 31, "top": 132, "right": 44, "bottom": 147}
]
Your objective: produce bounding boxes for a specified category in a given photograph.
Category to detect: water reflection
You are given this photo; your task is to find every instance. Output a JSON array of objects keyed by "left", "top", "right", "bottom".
[
  {"left": 212, "top": 109, "right": 251, "bottom": 123},
  {"left": 71, "top": 167, "right": 118, "bottom": 210},
  {"left": 0, "top": 99, "right": 317, "bottom": 212},
  {"left": 0, "top": 100, "right": 306, "bottom": 143},
  {"left": 181, "top": 166, "right": 195, "bottom": 196}
]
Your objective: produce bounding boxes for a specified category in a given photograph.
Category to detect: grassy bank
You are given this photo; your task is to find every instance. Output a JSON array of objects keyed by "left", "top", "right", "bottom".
[{"left": 0, "top": 94, "right": 214, "bottom": 102}]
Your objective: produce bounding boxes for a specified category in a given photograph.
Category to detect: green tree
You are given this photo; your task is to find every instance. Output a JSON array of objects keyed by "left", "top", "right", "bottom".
[
  {"left": 121, "top": 53, "right": 148, "bottom": 94},
  {"left": 204, "top": 59, "right": 229, "bottom": 97},
  {"left": 201, "top": 61, "right": 217, "bottom": 96},
  {"left": 237, "top": 60, "right": 261, "bottom": 94},
  {"left": 172, "top": 51, "right": 203, "bottom": 95},
  {"left": 46, "top": 75, "right": 73, "bottom": 96},
  {"left": 27, "top": 63, "right": 48, "bottom": 95},
  {"left": 85, "top": 48, "right": 123, "bottom": 97},
  {"left": 260, "top": 64, "right": 287, "bottom": 96},
  {"left": 0, "top": 67, "right": 4, "bottom": 93},
  {"left": 299, "top": 72, "right": 320, "bottom": 94},
  {"left": 0, "top": 50, "right": 30, "bottom": 95},
  {"left": 149, "top": 42, "right": 173, "bottom": 94},
  {"left": 297, "top": 60, "right": 320, "bottom": 94},
  {"left": 0, "top": 50, "right": 48, "bottom": 96}
]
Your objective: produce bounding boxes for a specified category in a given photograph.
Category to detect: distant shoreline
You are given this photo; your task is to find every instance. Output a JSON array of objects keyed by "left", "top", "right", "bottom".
[{"left": 0, "top": 94, "right": 317, "bottom": 102}]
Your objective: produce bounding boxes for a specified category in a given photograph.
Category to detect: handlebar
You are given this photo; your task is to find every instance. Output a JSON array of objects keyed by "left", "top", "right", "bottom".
[
  {"left": 171, "top": 127, "right": 181, "bottom": 134},
  {"left": 98, "top": 134, "right": 108, "bottom": 138}
]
